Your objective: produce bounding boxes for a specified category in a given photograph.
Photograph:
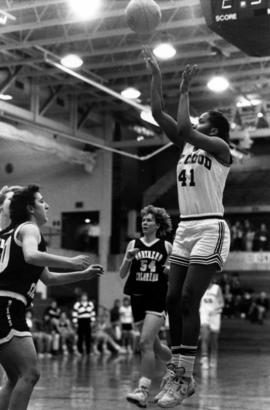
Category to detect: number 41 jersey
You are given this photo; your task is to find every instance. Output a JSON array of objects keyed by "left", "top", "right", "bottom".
[
  {"left": 0, "top": 222, "right": 46, "bottom": 306},
  {"left": 177, "top": 143, "right": 230, "bottom": 220},
  {"left": 124, "top": 238, "right": 170, "bottom": 296}
]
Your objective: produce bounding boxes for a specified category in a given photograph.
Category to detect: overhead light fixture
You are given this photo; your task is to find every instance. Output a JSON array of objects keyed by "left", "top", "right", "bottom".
[
  {"left": 121, "top": 87, "right": 141, "bottom": 100},
  {"left": 153, "top": 42, "right": 176, "bottom": 60},
  {"left": 68, "top": 0, "right": 102, "bottom": 19},
  {"left": 0, "top": 94, "right": 13, "bottom": 101},
  {"left": 236, "top": 96, "right": 261, "bottom": 107},
  {"left": 60, "top": 54, "right": 83, "bottom": 68},
  {"left": 0, "top": 9, "right": 16, "bottom": 25},
  {"left": 140, "top": 108, "right": 159, "bottom": 127},
  {"left": 207, "top": 76, "right": 230, "bottom": 93},
  {"left": 137, "top": 136, "right": 144, "bottom": 142}
]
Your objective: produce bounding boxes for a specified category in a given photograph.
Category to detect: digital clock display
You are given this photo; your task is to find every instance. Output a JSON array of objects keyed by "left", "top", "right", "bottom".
[{"left": 212, "top": 0, "right": 270, "bottom": 22}]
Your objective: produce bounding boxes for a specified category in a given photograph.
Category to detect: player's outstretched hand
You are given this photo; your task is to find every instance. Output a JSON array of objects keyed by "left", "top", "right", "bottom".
[
  {"left": 179, "top": 64, "right": 198, "bottom": 94},
  {"left": 85, "top": 264, "right": 104, "bottom": 280},
  {"left": 71, "top": 255, "right": 91, "bottom": 270},
  {"left": 142, "top": 45, "right": 161, "bottom": 77},
  {"left": 126, "top": 247, "right": 140, "bottom": 260}
]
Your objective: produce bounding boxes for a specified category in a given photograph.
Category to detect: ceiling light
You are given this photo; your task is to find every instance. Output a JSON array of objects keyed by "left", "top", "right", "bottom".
[
  {"left": 236, "top": 96, "right": 261, "bottom": 107},
  {"left": 207, "top": 76, "right": 230, "bottom": 92},
  {"left": 153, "top": 43, "right": 176, "bottom": 60},
  {"left": 137, "top": 136, "right": 144, "bottom": 142},
  {"left": 60, "top": 54, "right": 83, "bottom": 68},
  {"left": 0, "top": 94, "right": 12, "bottom": 101},
  {"left": 68, "top": 0, "right": 102, "bottom": 19},
  {"left": 85, "top": 218, "right": 91, "bottom": 223},
  {"left": 121, "top": 87, "right": 141, "bottom": 100},
  {"left": 140, "top": 109, "right": 159, "bottom": 127}
]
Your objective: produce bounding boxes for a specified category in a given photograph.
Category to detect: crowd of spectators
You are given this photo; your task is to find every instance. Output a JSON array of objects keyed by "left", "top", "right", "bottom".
[
  {"left": 229, "top": 219, "right": 269, "bottom": 251},
  {"left": 27, "top": 296, "right": 144, "bottom": 358},
  {"left": 218, "top": 272, "right": 269, "bottom": 324},
  {"left": 28, "top": 273, "right": 269, "bottom": 359}
]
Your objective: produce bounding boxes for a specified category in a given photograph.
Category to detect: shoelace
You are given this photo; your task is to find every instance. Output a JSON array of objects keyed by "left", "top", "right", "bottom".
[
  {"left": 163, "top": 369, "right": 175, "bottom": 383},
  {"left": 166, "top": 377, "right": 181, "bottom": 395}
]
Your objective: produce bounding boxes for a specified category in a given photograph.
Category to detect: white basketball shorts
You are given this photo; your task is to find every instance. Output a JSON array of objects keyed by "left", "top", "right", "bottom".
[
  {"left": 200, "top": 311, "right": 222, "bottom": 332},
  {"left": 170, "top": 218, "right": 230, "bottom": 272}
]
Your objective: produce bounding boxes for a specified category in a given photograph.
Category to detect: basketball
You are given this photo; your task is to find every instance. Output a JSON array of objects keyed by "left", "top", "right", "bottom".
[{"left": 125, "top": 0, "right": 162, "bottom": 35}]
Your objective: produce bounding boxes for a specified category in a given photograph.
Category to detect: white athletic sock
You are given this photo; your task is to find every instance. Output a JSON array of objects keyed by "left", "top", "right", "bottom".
[{"left": 139, "top": 377, "right": 151, "bottom": 390}]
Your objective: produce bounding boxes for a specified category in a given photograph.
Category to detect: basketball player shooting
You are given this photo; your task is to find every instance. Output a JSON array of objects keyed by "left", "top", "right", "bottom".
[{"left": 143, "top": 47, "right": 231, "bottom": 408}]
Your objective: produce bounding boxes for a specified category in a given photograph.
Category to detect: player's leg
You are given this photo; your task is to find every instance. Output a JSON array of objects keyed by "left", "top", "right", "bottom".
[
  {"left": 127, "top": 313, "right": 164, "bottom": 407},
  {"left": 153, "top": 335, "right": 171, "bottom": 363},
  {"left": 154, "top": 263, "right": 188, "bottom": 404},
  {"left": 166, "top": 263, "right": 188, "bottom": 364},
  {"left": 0, "top": 354, "right": 18, "bottom": 410},
  {"left": 0, "top": 336, "right": 40, "bottom": 410},
  {"left": 200, "top": 324, "right": 211, "bottom": 369},
  {"left": 159, "top": 263, "right": 216, "bottom": 408}
]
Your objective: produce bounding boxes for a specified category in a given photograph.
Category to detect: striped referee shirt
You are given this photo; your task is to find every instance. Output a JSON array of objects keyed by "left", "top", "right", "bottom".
[{"left": 72, "top": 301, "right": 96, "bottom": 325}]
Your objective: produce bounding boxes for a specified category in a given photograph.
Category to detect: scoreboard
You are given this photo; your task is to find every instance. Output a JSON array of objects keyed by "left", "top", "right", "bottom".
[
  {"left": 200, "top": 0, "right": 270, "bottom": 56},
  {"left": 212, "top": 0, "right": 270, "bottom": 21}
]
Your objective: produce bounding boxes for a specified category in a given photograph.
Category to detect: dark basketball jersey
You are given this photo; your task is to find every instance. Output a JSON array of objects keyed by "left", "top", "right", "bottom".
[
  {"left": 0, "top": 222, "right": 46, "bottom": 305},
  {"left": 124, "top": 238, "right": 169, "bottom": 296}
]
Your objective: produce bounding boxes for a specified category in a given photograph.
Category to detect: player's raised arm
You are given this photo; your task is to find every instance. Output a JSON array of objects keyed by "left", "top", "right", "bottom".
[
  {"left": 143, "top": 46, "right": 184, "bottom": 150},
  {"left": 177, "top": 64, "right": 230, "bottom": 162}
]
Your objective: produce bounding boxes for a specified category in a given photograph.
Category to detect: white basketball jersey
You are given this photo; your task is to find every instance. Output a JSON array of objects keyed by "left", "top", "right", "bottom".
[{"left": 176, "top": 143, "right": 230, "bottom": 219}]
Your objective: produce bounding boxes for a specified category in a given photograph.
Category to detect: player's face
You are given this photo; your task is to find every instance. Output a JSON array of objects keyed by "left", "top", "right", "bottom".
[
  {"left": 195, "top": 112, "right": 213, "bottom": 135},
  {"left": 141, "top": 213, "right": 159, "bottom": 236},
  {"left": 32, "top": 192, "right": 49, "bottom": 226}
]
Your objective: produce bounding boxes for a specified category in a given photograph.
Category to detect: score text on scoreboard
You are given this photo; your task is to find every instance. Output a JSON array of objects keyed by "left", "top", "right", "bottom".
[{"left": 213, "top": 0, "right": 270, "bottom": 22}]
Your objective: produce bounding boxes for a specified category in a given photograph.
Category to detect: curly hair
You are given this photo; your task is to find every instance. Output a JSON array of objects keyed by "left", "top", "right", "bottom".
[
  {"left": 9, "top": 184, "right": 40, "bottom": 226},
  {"left": 141, "top": 204, "right": 172, "bottom": 238}
]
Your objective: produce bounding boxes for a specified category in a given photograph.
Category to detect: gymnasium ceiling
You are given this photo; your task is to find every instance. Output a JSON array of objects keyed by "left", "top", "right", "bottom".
[{"left": 0, "top": 0, "right": 270, "bottom": 151}]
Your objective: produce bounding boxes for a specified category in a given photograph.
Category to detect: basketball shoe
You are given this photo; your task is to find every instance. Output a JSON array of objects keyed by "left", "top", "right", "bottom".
[
  {"left": 157, "top": 374, "right": 195, "bottom": 408},
  {"left": 153, "top": 363, "right": 177, "bottom": 403},
  {"left": 126, "top": 386, "right": 149, "bottom": 408}
]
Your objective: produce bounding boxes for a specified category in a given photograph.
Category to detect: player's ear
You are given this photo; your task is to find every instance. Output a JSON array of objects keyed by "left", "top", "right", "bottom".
[
  {"left": 27, "top": 204, "right": 35, "bottom": 215},
  {"left": 209, "top": 127, "right": 218, "bottom": 136}
]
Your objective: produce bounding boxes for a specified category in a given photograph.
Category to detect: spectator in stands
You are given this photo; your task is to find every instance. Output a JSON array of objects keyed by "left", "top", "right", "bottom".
[
  {"left": 218, "top": 272, "right": 231, "bottom": 298},
  {"left": 25, "top": 311, "right": 47, "bottom": 357},
  {"left": 230, "top": 272, "right": 243, "bottom": 298},
  {"left": 249, "top": 291, "right": 269, "bottom": 324},
  {"left": 222, "top": 292, "right": 235, "bottom": 318},
  {"left": 44, "top": 299, "right": 61, "bottom": 322},
  {"left": 238, "top": 289, "right": 254, "bottom": 320},
  {"left": 72, "top": 292, "right": 96, "bottom": 355},
  {"left": 119, "top": 297, "right": 134, "bottom": 354},
  {"left": 110, "top": 299, "right": 122, "bottom": 343},
  {"left": 55, "top": 311, "right": 76, "bottom": 355},
  {"left": 41, "top": 312, "right": 60, "bottom": 355},
  {"left": 231, "top": 221, "right": 245, "bottom": 251},
  {"left": 243, "top": 220, "right": 255, "bottom": 251},
  {"left": 254, "top": 223, "right": 269, "bottom": 251},
  {"left": 92, "top": 312, "right": 126, "bottom": 355}
]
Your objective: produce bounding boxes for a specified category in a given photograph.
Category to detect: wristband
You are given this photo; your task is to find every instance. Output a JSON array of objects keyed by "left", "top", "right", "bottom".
[{"left": 125, "top": 256, "right": 133, "bottom": 262}]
